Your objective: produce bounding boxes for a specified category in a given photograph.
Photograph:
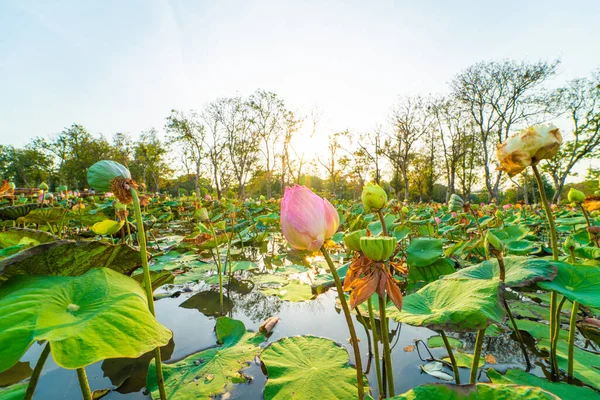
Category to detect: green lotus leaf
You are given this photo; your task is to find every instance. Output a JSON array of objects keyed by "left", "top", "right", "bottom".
[
  {"left": 0, "top": 382, "right": 27, "bottom": 400},
  {"left": 487, "top": 368, "right": 600, "bottom": 399},
  {"left": 0, "top": 240, "right": 142, "bottom": 285},
  {"left": 0, "top": 204, "right": 40, "bottom": 221},
  {"left": 147, "top": 317, "right": 264, "bottom": 399},
  {"left": 574, "top": 245, "right": 600, "bottom": 260},
  {"left": 444, "top": 256, "right": 557, "bottom": 287},
  {"left": 490, "top": 225, "right": 530, "bottom": 241},
  {"left": 389, "top": 383, "right": 558, "bottom": 399},
  {"left": 92, "top": 219, "right": 124, "bottom": 235},
  {"left": 16, "top": 207, "right": 68, "bottom": 225},
  {"left": 0, "top": 228, "right": 59, "bottom": 248},
  {"left": 442, "top": 351, "right": 484, "bottom": 368},
  {"left": 537, "top": 261, "right": 600, "bottom": 308},
  {"left": 260, "top": 336, "right": 363, "bottom": 399},
  {"left": 505, "top": 240, "right": 539, "bottom": 255},
  {"left": 515, "top": 319, "right": 568, "bottom": 341},
  {"left": 408, "top": 257, "right": 455, "bottom": 284},
  {"left": 0, "top": 268, "right": 172, "bottom": 373},
  {"left": 387, "top": 279, "right": 505, "bottom": 332},
  {"left": 538, "top": 339, "right": 600, "bottom": 390},
  {"left": 407, "top": 237, "right": 443, "bottom": 267},
  {"left": 427, "top": 335, "right": 463, "bottom": 349}
]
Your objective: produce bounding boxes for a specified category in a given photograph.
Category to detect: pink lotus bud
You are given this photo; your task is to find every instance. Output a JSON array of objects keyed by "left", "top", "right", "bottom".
[
  {"left": 503, "top": 204, "right": 511, "bottom": 210},
  {"left": 451, "top": 212, "right": 458, "bottom": 218},
  {"left": 434, "top": 217, "right": 441, "bottom": 225},
  {"left": 205, "top": 194, "right": 212, "bottom": 201},
  {"left": 280, "top": 185, "right": 339, "bottom": 251},
  {"left": 480, "top": 203, "right": 485, "bottom": 207}
]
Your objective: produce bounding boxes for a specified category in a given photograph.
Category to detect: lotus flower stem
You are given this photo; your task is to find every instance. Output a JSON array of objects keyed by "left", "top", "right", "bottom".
[
  {"left": 24, "top": 342, "right": 51, "bottom": 400},
  {"left": 469, "top": 328, "right": 486, "bottom": 384},
  {"left": 568, "top": 300, "right": 579, "bottom": 381},
  {"left": 440, "top": 331, "right": 460, "bottom": 384},
  {"left": 368, "top": 297, "right": 384, "bottom": 396},
  {"left": 76, "top": 368, "right": 93, "bottom": 400},
  {"left": 209, "top": 224, "right": 224, "bottom": 314},
  {"left": 379, "top": 296, "right": 394, "bottom": 396},
  {"left": 131, "top": 188, "right": 167, "bottom": 400},
  {"left": 377, "top": 210, "right": 388, "bottom": 236},
  {"left": 503, "top": 299, "right": 531, "bottom": 371},
  {"left": 321, "top": 246, "right": 365, "bottom": 398},
  {"left": 531, "top": 164, "right": 561, "bottom": 378},
  {"left": 577, "top": 204, "right": 595, "bottom": 245}
]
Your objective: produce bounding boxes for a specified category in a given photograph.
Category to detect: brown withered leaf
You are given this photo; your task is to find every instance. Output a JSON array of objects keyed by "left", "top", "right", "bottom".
[{"left": 403, "top": 345, "right": 415, "bottom": 352}]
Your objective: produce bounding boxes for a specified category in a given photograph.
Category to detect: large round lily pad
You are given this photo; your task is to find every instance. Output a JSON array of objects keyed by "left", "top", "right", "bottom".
[
  {"left": 147, "top": 317, "right": 264, "bottom": 399},
  {"left": 444, "top": 256, "right": 557, "bottom": 287},
  {"left": 260, "top": 335, "right": 362, "bottom": 399},
  {"left": 0, "top": 268, "right": 172, "bottom": 373},
  {"left": 537, "top": 261, "right": 600, "bottom": 308},
  {"left": 387, "top": 278, "right": 505, "bottom": 332},
  {"left": 0, "top": 240, "right": 142, "bottom": 285},
  {"left": 389, "top": 383, "right": 558, "bottom": 399}
]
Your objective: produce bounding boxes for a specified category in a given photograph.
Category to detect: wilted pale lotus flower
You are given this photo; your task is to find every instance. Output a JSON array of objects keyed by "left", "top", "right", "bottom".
[
  {"left": 496, "top": 124, "right": 562, "bottom": 177},
  {"left": 280, "top": 185, "right": 339, "bottom": 251}
]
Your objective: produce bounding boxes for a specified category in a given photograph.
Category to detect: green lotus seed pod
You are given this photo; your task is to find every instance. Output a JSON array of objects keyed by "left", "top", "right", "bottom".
[
  {"left": 568, "top": 188, "right": 586, "bottom": 203},
  {"left": 564, "top": 236, "right": 576, "bottom": 250},
  {"left": 343, "top": 229, "right": 367, "bottom": 252},
  {"left": 39, "top": 182, "right": 49, "bottom": 191},
  {"left": 214, "top": 221, "right": 226, "bottom": 231},
  {"left": 470, "top": 204, "right": 480, "bottom": 211},
  {"left": 360, "top": 236, "right": 396, "bottom": 262},
  {"left": 448, "top": 194, "right": 464, "bottom": 212},
  {"left": 495, "top": 210, "right": 504, "bottom": 219},
  {"left": 361, "top": 182, "right": 387, "bottom": 212},
  {"left": 401, "top": 206, "right": 409, "bottom": 215},
  {"left": 260, "top": 195, "right": 266, "bottom": 201},
  {"left": 485, "top": 230, "right": 503, "bottom": 252},
  {"left": 195, "top": 207, "right": 209, "bottom": 222},
  {"left": 87, "top": 160, "right": 131, "bottom": 192}
]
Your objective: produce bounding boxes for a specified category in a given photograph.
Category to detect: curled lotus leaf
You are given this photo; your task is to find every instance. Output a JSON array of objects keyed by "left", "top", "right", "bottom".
[
  {"left": 444, "top": 256, "right": 557, "bottom": 287},
  {"left": 537, "top": 261, "right": 600, "bottom": 308}
]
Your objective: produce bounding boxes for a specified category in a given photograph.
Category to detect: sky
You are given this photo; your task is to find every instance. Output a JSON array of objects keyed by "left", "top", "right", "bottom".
[{"left": 1, "top": 0, "right": 600, "bottom": 170}]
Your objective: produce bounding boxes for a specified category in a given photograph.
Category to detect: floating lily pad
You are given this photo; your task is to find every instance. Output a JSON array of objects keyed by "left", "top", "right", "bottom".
[
  {"left": 491, "top": 225, "right": 530, "bottom": 241},
  {"left": 427, "top": 335, "right": 463, "bottom": 349},
  {"left": 147, "top": 317, "right": 264, "bottom": 399},
  {"left": 387, "top": 278, "right": 505, "bottom": 332},
  {"left": 444, "top": 256, "right": 557, "bottom": 287},
  {"left": 0, "top": 268, "right": 172, "bottom": 373},
  {"left": 389, "top": 382, "right": 558, "bottom": 399},
  {"left": 442, "top": 351, "right": 484, "bottom": 368},
  {"left": 407, "top": 238, "right": 443, "bottom": 267},
  {"left": 180, "top": 291, "right": 234, "bottom": 316},
  {"left": 487, "top": 368, "right": 600, "bottom": 399},
  {"left": 260, "top": 335, "right": 362, "bottom": 399},
  {"left": 537, "top": 261, "right": 600, "bottom": 308},
  {"left": 0, "top": 240, "right": 142, "bottom": 285}
]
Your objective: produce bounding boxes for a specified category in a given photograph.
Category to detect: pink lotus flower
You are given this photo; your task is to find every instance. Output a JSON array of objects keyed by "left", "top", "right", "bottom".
[
  {"left": 503, "top": 204, "right": 511, "bottom": 210},
  {"left": 434, "top": 217, "right": 441, "bottom": 225},
  {"left": 280, "top": 185, "right": 339, "bottom": 251},
  {"left": 205, "top": 194, "right": 212, "bottom": 201},
  {"left": 451, "top": 212, "right": 458, "bottom": 218}
]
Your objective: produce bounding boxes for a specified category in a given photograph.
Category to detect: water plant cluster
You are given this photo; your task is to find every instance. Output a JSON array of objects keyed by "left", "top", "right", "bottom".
[{"left": 0, "top": 125, "right": 599, "bottom": 399}]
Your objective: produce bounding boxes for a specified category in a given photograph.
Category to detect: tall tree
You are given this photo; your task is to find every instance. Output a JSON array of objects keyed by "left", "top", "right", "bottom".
[
  {"left": 165, "top": 110, "right": 205, "bottom": 197},
  {"left": 451, "top": 59, "right": 559, "bottom": 201},
  {"left": 542, "top": 73, "right": 600, "bottom": 202}
]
